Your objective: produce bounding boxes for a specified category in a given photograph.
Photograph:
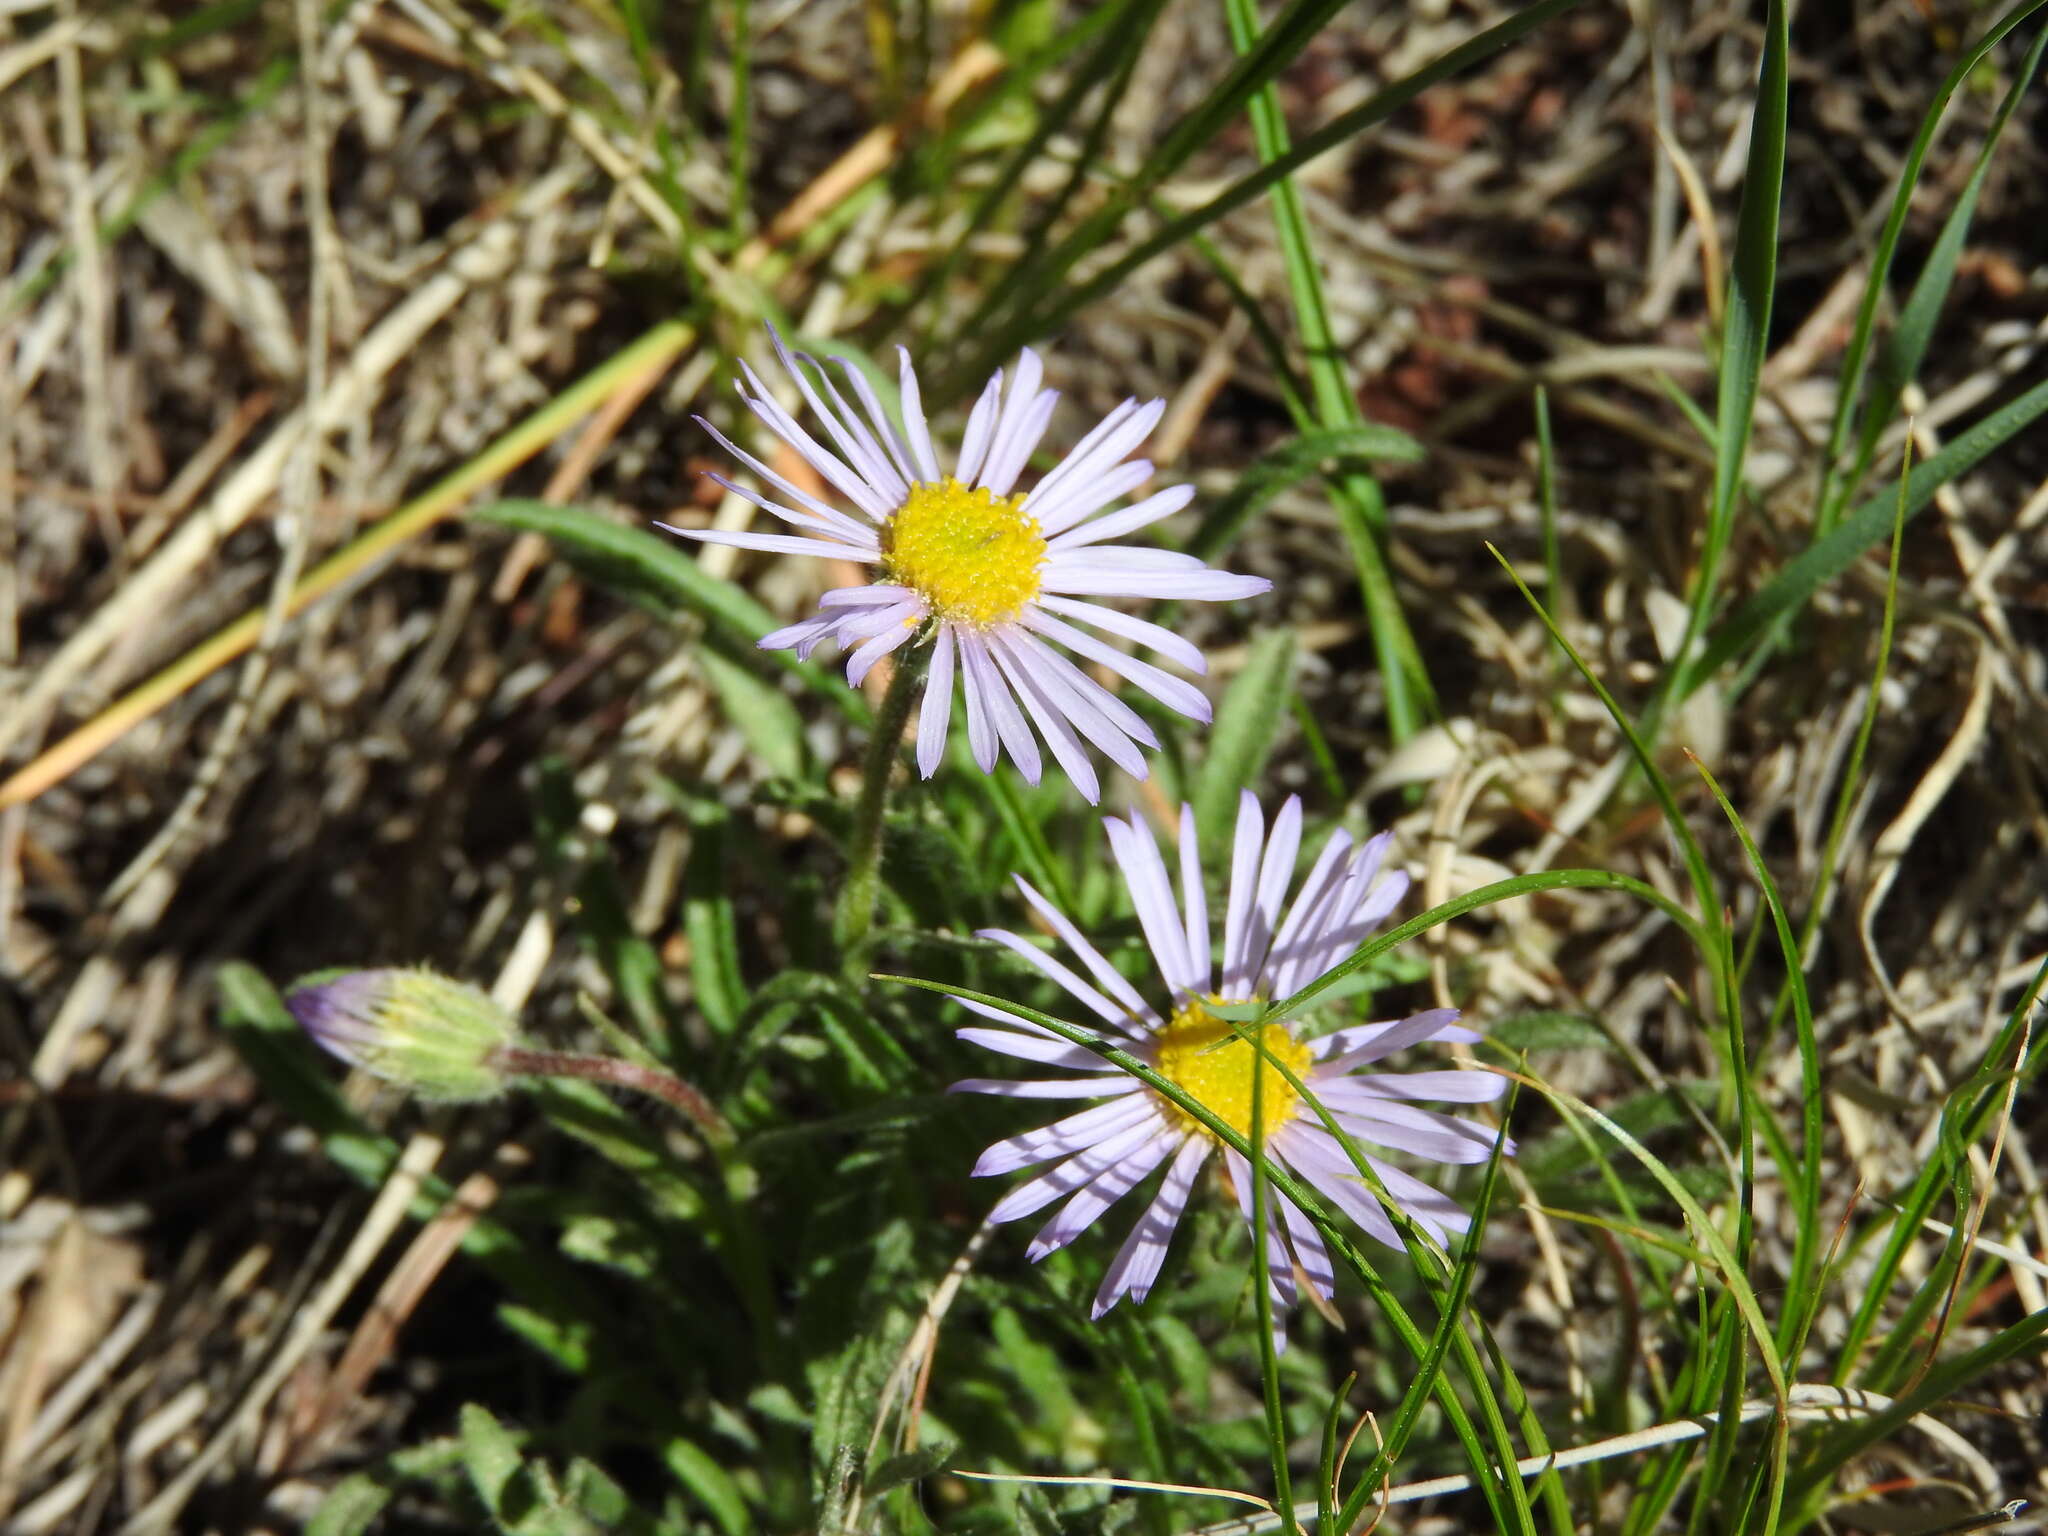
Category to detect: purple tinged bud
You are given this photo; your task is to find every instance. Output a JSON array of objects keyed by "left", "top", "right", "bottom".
[{"left": 285, "top": 968, "right": 516, "bottom": 1102}]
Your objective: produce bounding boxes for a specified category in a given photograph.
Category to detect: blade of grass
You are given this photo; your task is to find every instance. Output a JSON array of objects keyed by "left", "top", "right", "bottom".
[
  {"left": 949, "top": 0, "right": 1586, "bottom": 393},
  {"left": 1219, "top": 0, "right": 1436, "bottom": 741},
  {"left": 1689, "top": 755, "right": 1822, "bottom": 1364},
  {"left": 1689, "top": 371, "right": 2048, "bottom": 694},
  {"left": 1828, "top": 953, "right": 2048, "bottom": 1383},
  {"left": 1647, "top": 0, "right": 1787, "bottom": 739},
  {"left": 1245, "top": 1060, "right": 1298, "bottom": 1536},
  {"left": 1854, "top": 23, "right": 2048, "bottom": 501},
  {"left": 1809, "top": 0, "right": 2048, "bottom": 537}
]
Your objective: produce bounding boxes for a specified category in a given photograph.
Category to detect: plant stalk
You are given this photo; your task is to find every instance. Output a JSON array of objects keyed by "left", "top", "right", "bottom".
[
  {"left": 492, "top": 1046, "right": 732, "bottom": 1146},
  {"left": 833, "top": 648, "right": 928, "bottom": 951}
]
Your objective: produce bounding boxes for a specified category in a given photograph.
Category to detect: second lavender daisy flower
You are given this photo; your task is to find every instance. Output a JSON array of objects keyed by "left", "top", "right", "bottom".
[{"left": 951, "top": 792, "right": 1511, "bottom": 1342}]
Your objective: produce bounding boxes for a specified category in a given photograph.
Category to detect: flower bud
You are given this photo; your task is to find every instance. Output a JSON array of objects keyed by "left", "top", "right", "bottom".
[{"left": 286, "top": 968, "right": 515, "bottom": 1102}]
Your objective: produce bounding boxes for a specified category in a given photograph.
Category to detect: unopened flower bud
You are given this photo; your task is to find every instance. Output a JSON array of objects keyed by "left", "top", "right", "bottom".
[{"left": 286, "top": 968, "right": 515, "bottom": 1102}]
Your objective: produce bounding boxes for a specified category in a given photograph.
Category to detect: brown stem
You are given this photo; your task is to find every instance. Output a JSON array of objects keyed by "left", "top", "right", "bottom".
[{"left": 491, "top": 1047, "right": 732, "bottom": 1146}]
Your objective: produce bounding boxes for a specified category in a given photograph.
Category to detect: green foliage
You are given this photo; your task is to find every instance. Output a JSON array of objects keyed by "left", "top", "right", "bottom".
[{"left": 1193, "top": 628, "right": 1296, "bottom": 852}]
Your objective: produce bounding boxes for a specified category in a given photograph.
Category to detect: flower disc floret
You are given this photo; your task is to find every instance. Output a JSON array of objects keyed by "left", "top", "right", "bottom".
[
  {"left": 881, "top": 477, "right": 1045, "bottom": 626},
  {"left": 1152, "top": 999, "right": 1311, "bottom": 1141}
]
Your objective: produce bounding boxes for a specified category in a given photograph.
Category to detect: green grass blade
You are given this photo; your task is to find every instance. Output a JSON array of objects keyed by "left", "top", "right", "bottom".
[
  {"left": 1857, "top": 21, "right": 2048, "bottom": 486},
  {"left": 1688, "top": 371, "right": 2048, "bottom": 692},
  {"left": 1651, "top": 0, "right": 1786, "bottom": 732},
  {"left": 1194, "top": 628, "right": 1296, "bottom": 852},
  {"left": 1690, "top": 757, "right": 1823, "bottom": 1359},
  {"left": 1180, "top": 426, "right": 1423, "bottom": 565},
  {"left": 475, "top": 499, "right": 866, "bottom": 721},
  {"left": 1810, "top": 0, "right": 2048, "bottom": 534},
  {"left": 1218, "top": 0, "right": 1438, "bottom": 739},
  {"left": 950, "top": 0, "right": 1586, "bottom": 391},
  {"left": 1487, "top": 546, "right": 1721, "bottom": 934}
]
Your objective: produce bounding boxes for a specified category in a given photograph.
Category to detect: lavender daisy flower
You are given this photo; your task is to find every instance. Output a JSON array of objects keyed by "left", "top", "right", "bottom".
[
  {"left": 951, "top": 792, "right": 1509, "bottom": 1338},
  {"left": 660, "top": 330, "right": 1269, "bottom": 803}
]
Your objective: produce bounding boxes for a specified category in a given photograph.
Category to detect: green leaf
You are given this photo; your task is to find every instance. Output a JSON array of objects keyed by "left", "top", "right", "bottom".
[
  {"left": 306, "top": 1474, "right": 394, "bottom": 1536},
  {"left": 952, "top": 0, "right": 1586, "bottom": 390},
  {"left": 458, "top": 1403, "right": 527, "bottom": 1520},
  {"left": 1861, "top": 22, "right": 2048, "bottom": 485},
  {"left": 1484, "top": 1011, "right": 1619, "bottom": 1054},
  {"left": 1810, "top": 0, "right": 2048, "bottom": 534},
  {"left": 474, "top": 500, "right": 863, "bottom": 721},
  {"left": 1691, "top": 371, "right": 2048, "bottom": 690},
  {"left": 663, "top": 1436, "right": 757, "bottom": 1536},
  {"left": 865, "top": 1441, "right": 957, "bottom": 1497},
  {"left": 1194, "top": 628, "right": 1296, "bottom": 852},
  {"left": 683, "top": 805, "right": 749, "bottom": 1038},
  {"left": 496, "top": 1303, "right": 592, "bottom": 1373},
  {"left": 1199, "top": 998, "right": 1267, "bottom": 1023},
  {"left": 700, "top": 648, "right": 809, "bottom": 782},
  {"left": 1183, "top": 427, "right": 1422, "bottom": 564},
  {"left": 560, "top": 1459, "right": 633, "bottom": 1527},
  {"left": 1650, "top": 0, "right": 1788, "bottom": 728}
]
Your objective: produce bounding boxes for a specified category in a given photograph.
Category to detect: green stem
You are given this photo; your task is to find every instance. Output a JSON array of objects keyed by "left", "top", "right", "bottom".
[{"left": 833, "top": 648, "right": 928, "bottom": 951}]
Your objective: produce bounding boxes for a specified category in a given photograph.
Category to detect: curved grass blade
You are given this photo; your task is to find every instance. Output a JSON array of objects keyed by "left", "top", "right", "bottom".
[
  {"left": 1855, "top": 23, "right": 2048, "bottom": 500},
  {"left": 476, "top": 499, "right": 866, "bottom": 722},
  {"left": 1180, "top": 426, "right": 1423, "bottom": 565},
  {"left": 1651, "top": 0, "right": 1788, "bottom": 734},
  {"left": 951, "top": 0, "right": 1586, "bottom": 390},
  {"left": 1690, "top": 371, "right": 2048, "bottom": 694},
  {"left": 1809, "top": 0, "right": 2048, "bottom": 536}
]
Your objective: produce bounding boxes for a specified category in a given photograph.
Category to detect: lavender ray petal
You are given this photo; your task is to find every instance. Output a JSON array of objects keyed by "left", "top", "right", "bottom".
[
  {"left": 1103, "top": 813, "right": 1197, "bottom": 997},
  {"left": 1027, "top": 1127, "right": 1179, "bottom": 1259},
  {"left": 916, "top": 625, "right": 956, "bottom": 779},
  {"left": 1033, "top": 595, "right": 1206, "bottom": 675},
  {"left": 1020, "top": 609, "right": 1212, "bottom": 722},
  {"left": 1009, "top": 876, "right": 1161, "bottom": 1035},
  {"left": 971, "top": 1094, "right": 1160, "bottom": 1176},
  {"left": 1092, "top": 1133, "right": 1208, "bottom": 1316}
]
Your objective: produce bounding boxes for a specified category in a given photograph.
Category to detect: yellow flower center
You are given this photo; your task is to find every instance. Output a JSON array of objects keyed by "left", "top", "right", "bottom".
[
  {"left": 1152, "top": 997, "right": 1313, "bottom": 1143},
  {"left": 880, "top": 477, "right": 1046, "bottom": 626}
]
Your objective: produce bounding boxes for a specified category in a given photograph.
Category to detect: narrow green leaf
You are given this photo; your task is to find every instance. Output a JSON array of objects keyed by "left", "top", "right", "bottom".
[
  {"left": 700, "top": 649, "right": 808, "bottom": 782},
  {"left": 1485, "top": 1011, "right": 1617, "bottom": 1054},
  {"left": 307, "top": 1474, "right": 394, "bottom": 1536},
  {"left": 474, "top": 500, "right": 864, "bottom": 721},
  {"left": 663, "top": 1437, "right": 756, "bottom": 1536},
  {"left": 1811, "top": 0, "right": 2048, "bottom": 534},
  {"left": 1194, "top": 629, "right": 1296, "bottom": 851},
  {"left": 458, "top": 1403, "right": 527, "bottom": 1520},
  {"left": 1691, "top": 371, "right": 2048, "bottom": 690},
  {"left": 1860, "top": 22, "right": 2048, "bottom": 483},
  {"left": 1652, "top": 0, "right": 1787, "bottom": 730},
  {"left": 865, "top": 1441, "right": 957, "bottom": 1497},
  {"left": 1182, "top": 426, "right": 1423, "bottom": 563},
  {"left": 683, "top": 807, "right": 750, "bottom": 1038},
  {"left": 952, "top": 0, "right": 1586, "bottom": 387}
]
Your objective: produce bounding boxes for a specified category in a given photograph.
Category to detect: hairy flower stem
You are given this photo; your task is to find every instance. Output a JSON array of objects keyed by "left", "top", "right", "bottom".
[
  {"left": 491, "top": 1046, "right": 731, "bottom": 1146},
  {"left": 833, "top": 648, "right": 927, "bottom": 952}
]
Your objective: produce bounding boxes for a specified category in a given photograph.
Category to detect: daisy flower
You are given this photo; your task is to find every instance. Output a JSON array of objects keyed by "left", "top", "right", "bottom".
[
  {"left": 951, "top": 792, "right": 1509, "bottom": 1338},
  {"left": 661, "top": 330, "right": 1269, "bottom": 803}
]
